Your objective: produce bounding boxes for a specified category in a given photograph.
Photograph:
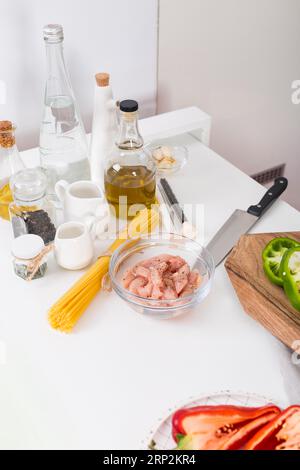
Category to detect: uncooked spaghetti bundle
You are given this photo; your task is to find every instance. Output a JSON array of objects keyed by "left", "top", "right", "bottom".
[{"left": 48, "top": 208, "right": 159, "bottom": 333}]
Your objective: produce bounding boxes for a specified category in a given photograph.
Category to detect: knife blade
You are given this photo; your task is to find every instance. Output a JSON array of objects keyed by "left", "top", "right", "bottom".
[{"left": 206, "top": 177, "right": 288, "bottom": 267}]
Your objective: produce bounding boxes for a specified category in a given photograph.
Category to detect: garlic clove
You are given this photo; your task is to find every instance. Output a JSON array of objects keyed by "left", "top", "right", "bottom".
[
  {"left": 152, "top": 147, "right": 164, "bottom": 161},
  {"left": 161, "top": 146, "right": 172, "bottom": 157}
]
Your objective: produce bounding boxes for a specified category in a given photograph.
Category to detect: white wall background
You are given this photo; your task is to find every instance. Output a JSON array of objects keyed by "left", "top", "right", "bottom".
[
  {"left": 1, "top": 0, "right": 299, "bottom": 209},
  {"left": 0, "top": 0, "right": 158, "bottom": 150},
  {"left": 158, "top": 0, "right": 300, "bottom": 210}
]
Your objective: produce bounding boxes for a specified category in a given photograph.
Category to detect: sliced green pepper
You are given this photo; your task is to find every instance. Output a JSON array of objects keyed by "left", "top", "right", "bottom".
[
  {"left": 280, "top": 246, "right": 300, "bottom": 312},
  {"left": 262, "top": 237, "right": 300, "bottom": 286}
]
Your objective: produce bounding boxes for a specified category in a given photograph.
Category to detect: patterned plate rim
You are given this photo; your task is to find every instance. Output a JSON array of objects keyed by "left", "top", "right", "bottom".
[{"left": 140, "top": 390, "right": 282, "bottom": 450}]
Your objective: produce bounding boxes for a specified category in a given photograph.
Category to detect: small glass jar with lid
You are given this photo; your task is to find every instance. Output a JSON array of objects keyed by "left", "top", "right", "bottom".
[
  {"left": 9, "top": 168, "right": 56, "bottom": 244},
  {"left": 11, "top": 234, "right": 48, "bottom": 280},
  {"left": 104, "top": 99, "right": 156, "bottom": 219}
]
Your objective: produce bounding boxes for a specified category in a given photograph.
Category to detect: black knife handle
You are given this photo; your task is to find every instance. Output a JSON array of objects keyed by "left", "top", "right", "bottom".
[{"left": 247, "top": 177, "right": 288, "bottom": 218}]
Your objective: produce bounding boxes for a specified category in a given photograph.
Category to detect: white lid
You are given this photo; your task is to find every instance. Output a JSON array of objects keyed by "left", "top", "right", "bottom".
[{"left": 11, "top": 234, "right": 45, "bottom": 260}]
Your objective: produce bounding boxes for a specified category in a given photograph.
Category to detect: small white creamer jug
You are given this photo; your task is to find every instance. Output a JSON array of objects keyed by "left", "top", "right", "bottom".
[{"left": 55, "top": 179, "right": 109, "bottom": 239}]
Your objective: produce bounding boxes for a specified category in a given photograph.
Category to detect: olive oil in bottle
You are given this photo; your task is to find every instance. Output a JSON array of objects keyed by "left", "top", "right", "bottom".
[{"left": 104, "top": 100, "right": 156, "bottom": 219}]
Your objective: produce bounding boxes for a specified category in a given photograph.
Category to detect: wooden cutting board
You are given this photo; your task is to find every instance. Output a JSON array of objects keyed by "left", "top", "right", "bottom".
[{"left": 225, "top": 231, "right": 300, "bottom": 351}]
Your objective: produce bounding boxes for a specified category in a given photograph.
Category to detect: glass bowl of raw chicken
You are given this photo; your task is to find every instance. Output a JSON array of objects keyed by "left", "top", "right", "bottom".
[{"left": 109, "top": 234, "right": 215, "bottom": 319}]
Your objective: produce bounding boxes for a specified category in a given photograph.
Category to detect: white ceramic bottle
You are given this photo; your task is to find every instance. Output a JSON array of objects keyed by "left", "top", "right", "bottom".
[{"left": 90, "top": 73, "right": 117, "bottom": 186}]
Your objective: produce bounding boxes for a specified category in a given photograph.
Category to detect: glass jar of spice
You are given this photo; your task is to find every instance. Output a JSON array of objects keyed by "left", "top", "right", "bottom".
[
  {"left": 11, "top": 234, "right": 48, "bottom": 280},
  {"left": 9, "top": 168, "right": 56, "bottom": 244}
]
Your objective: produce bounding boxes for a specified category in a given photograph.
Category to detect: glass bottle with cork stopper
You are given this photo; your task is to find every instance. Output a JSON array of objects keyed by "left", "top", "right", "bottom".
[
  {"left": 104, "top": 99, "right": 156, "bottom": 219},
  {"left": 0, "top": 121, "right": 25, "bottom": 220}
]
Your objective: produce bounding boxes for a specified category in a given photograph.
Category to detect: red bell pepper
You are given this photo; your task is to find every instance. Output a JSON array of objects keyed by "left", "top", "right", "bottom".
[
  {"left": 245, "top": 405, "right": 300, "bottom": 450},
  {"left": 172, "top": 405, "right": 281, "bottom": 450}
]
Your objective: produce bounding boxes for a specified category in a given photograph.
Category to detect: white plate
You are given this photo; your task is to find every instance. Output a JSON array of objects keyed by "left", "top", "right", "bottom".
[{"left": 142, "top": 390, "right": 281, "bottom": 450}]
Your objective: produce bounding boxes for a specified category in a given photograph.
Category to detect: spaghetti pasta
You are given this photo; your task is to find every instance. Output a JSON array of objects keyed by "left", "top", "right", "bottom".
[{"left": 48, "top": 207, "right": 160, "bottom": 333}]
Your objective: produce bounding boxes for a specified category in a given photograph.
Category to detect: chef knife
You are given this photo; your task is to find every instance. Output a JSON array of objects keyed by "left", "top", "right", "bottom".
[{"left": 206, "top": 177, "right": 288, "bottom": 267}]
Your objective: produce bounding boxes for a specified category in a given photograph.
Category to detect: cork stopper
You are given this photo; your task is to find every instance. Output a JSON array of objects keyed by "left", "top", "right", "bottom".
[
  {"left": 0, "top": 120, "right": 13, "bottom": 132},
  {"left": 95, "top": 73, "right": 110, "bottom": 87},
  {"left": 0, "top": 120, "right": 15, "bottom": 148}
]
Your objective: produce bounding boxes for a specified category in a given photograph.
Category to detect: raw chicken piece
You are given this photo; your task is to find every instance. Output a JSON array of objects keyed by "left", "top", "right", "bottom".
[
  {"left": 162, "top": 286, "right": 178, "bottom": 300},
  {"left": 140, "top": 254, "right": 171, "bottom": 268},
  {"left": 173, "top": 272, "right": 188, "bottom": 295},
  {"left": 134, "top": 265, "right": 150, "bottom": 280},
  {"left": 156, "top": 261, "right": 168, "bottom": 274},
  {"left": 149, "top": 266, "right": 164, "bottom": 288},
  {"left": 122, "top": 269, "right": 135, "bottom": 289},
  {"left": 179, "top": 270, "right": 201, "bottom": 297},
  {"left": 151, "top": 285, "right": 163, "bottom": 299},
  {"left": 164, "top": 276, "right": 175, "bottom": 289},
  {"left": 177, "top": 263, "right": 190, "bottom": 277},
  {"left": 171, "top": 262, "right": 190, "bottom": 294},
  {"left": 168, "top": 256, "right": 186, "bottom": 273},
  {"left": 128, "top": 277, "right": 147, "bottom": 294},
  {"left": 179, "top": 285, "right": 195, "bottom": 297},
  {"left": 137, "top": 281, "right": 153, "bottom": 298}
]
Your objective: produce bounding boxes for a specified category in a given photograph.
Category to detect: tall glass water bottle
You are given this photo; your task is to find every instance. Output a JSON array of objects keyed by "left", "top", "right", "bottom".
[{"left": 40, "top": 24, "right": 90, "bottom": 198}]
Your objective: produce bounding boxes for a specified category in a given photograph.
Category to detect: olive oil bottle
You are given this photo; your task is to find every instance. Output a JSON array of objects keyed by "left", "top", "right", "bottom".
[{"left": 104, "top": 100, "right": 156, "bottom": 219}]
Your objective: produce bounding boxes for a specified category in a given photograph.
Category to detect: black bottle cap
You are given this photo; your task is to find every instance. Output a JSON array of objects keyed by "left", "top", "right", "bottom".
[{"left": 120, "top": 100, "right": 138, "bottom": 112}]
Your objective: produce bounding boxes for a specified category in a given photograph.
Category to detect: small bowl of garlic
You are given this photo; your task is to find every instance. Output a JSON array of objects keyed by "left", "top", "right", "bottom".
[{"left": 150, "top": 145, "right": 188, "bottom": 174}]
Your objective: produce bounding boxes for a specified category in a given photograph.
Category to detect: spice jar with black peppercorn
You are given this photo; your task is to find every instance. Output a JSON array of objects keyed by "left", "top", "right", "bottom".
[{"left": 9, "top": 168, "right": 56, "bottom": 244}]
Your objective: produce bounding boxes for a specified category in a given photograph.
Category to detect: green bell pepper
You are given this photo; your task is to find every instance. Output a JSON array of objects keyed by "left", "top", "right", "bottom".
[
  {"left": 262, "top": 237, "right": 300, "bottom": 286},
  {"left": 280, "top": 246, "right": 300, "bottom": 311}
]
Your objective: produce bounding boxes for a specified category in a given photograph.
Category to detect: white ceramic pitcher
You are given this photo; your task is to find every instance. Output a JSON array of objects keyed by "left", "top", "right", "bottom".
[{"left": 55, "top": 180, "right": 109, "bottom": 239}]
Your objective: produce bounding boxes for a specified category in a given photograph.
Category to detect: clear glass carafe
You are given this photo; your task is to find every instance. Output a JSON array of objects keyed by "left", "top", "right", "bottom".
[
  {"left": 39, "top": 24, "right": 90, "bottom": 199},
  {"left": 104, "top": 100, "right": 156, "bottom": 219},
  {"left": 9, "top": 168, "right": 56, "bottom": 245}
]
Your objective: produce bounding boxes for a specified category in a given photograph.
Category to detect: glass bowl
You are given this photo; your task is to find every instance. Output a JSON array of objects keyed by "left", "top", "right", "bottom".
[
  {"left": 148, "top": 145, "right": 188, "bottom": 175},
  {"left": 109, "top": 234, "right": 215, "bottom": 319}
]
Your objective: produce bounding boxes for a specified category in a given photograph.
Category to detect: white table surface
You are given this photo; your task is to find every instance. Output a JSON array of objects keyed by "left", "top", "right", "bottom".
[{"left": 0, "top": 107, "right": 300, "bottom": 450}]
